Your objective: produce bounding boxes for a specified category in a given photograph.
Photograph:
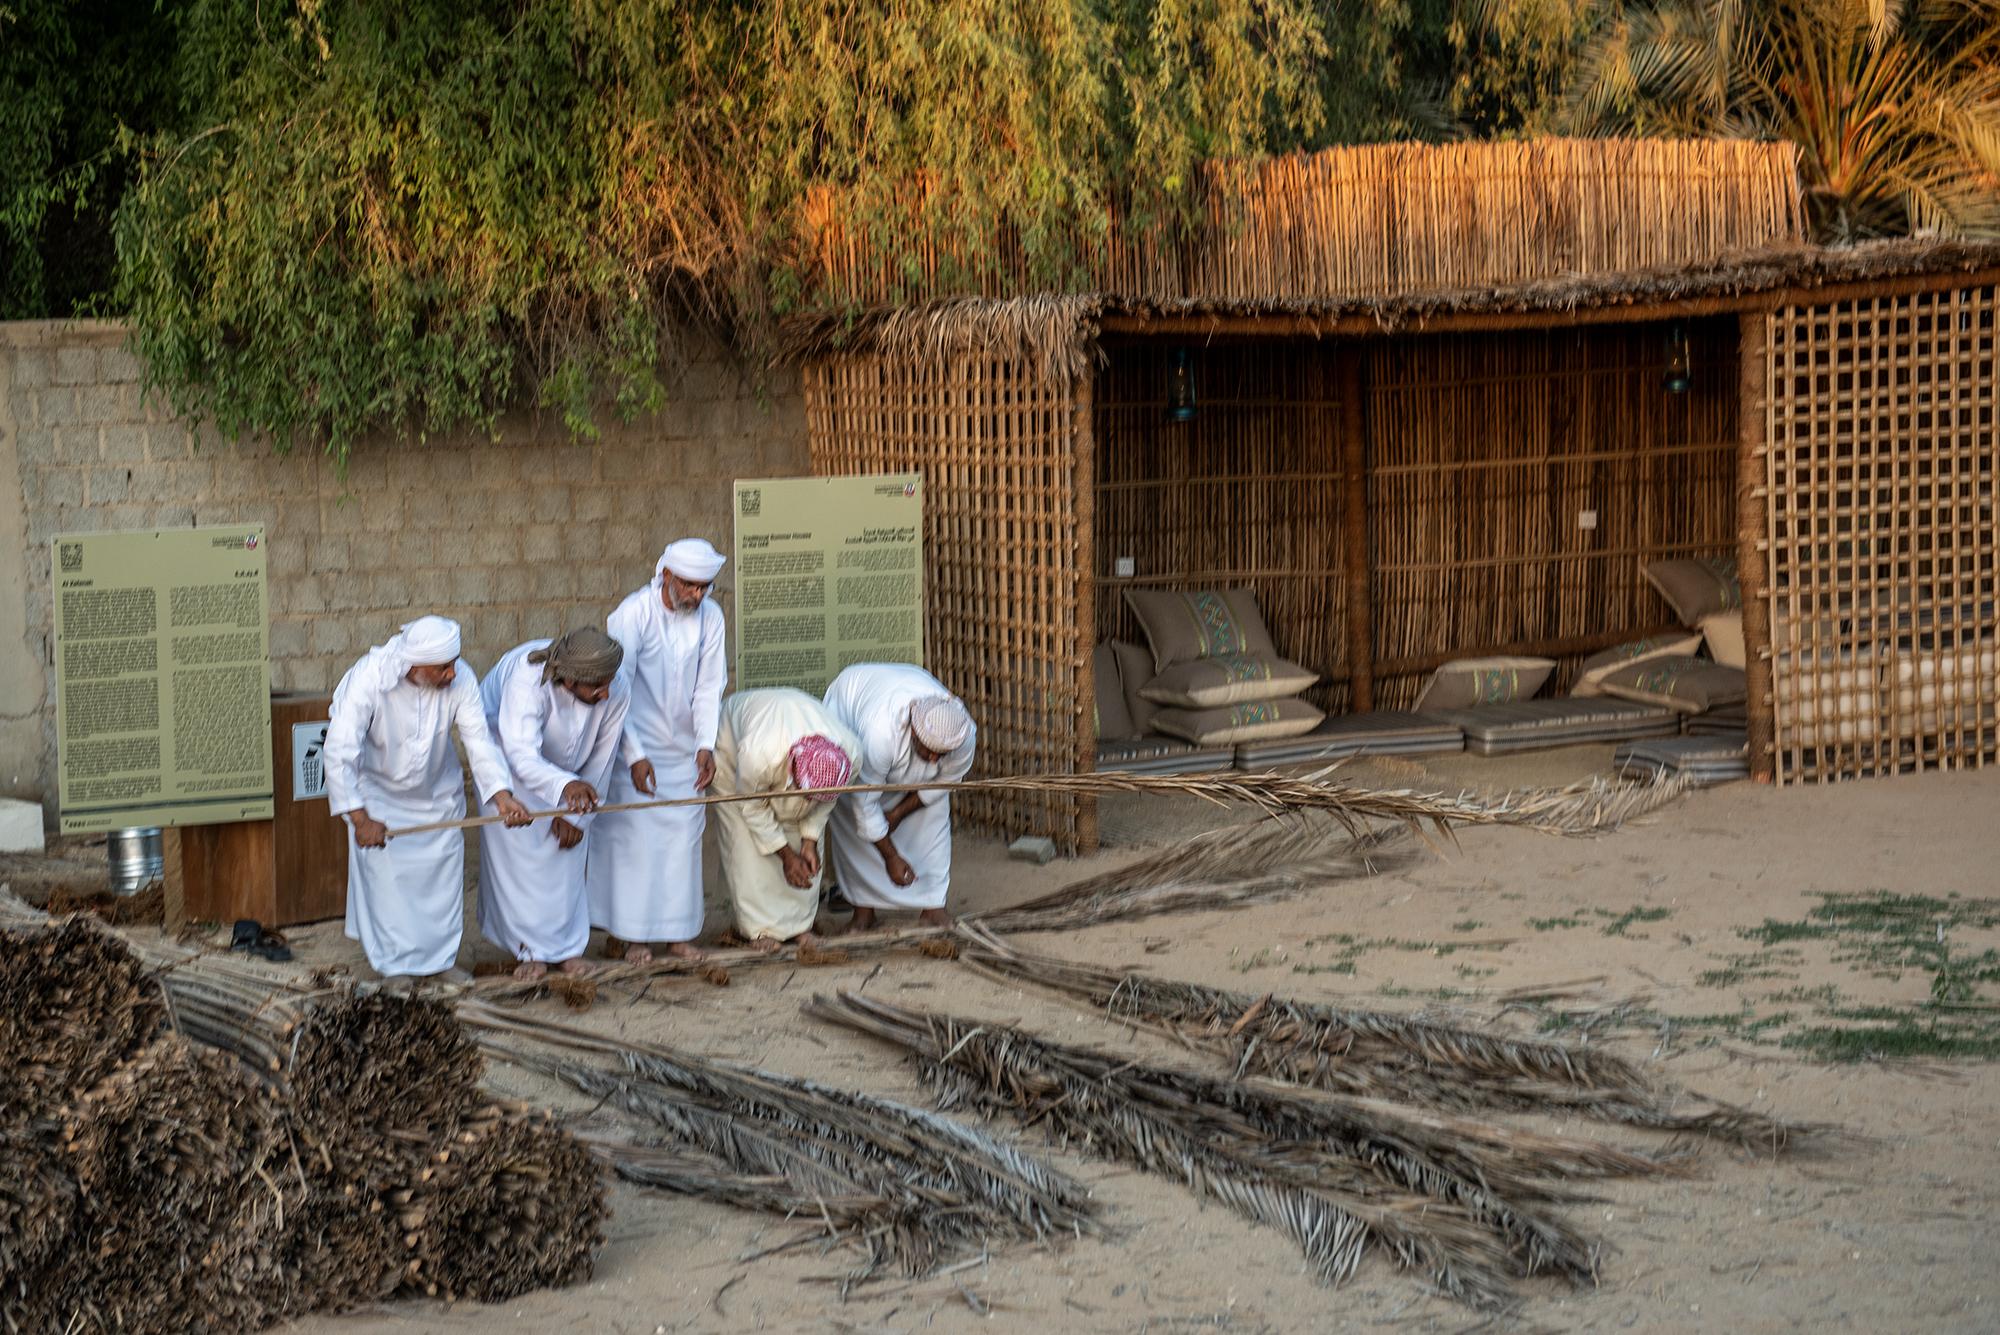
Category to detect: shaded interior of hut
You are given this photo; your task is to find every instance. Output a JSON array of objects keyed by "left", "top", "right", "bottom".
[{"left": 1089, "top": 311, "right": 1991, "bottom": 784}]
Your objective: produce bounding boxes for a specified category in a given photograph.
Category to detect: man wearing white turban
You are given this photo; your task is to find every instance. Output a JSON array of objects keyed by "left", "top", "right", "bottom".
[
  {"left": 325, "top": 616, "right": 532, "bottom": 982},
  {"left": 587, "top": 538, "right": 728, "bottom": 963},
  {"left": 821, "top": 663, "right": 977, "bottom": 932}
]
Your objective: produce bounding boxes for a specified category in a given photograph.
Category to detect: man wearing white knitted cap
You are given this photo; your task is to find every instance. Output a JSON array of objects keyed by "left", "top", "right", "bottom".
[
  {"left": 821, "top": 662, "right": 977, "bottom": 932},
  {"left": 324, "top": 615, "right": 533, "bottom": 983},
  {"left": 587, "top": 537, "right": 728, "bottom": 963}
]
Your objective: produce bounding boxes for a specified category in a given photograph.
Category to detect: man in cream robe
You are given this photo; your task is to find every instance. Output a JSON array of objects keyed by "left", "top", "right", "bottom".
[
  {"left": 711, "top": 687, "right": 860, "bottom": 951},
  {"left": 822, "top": 664, "right": 977, "bottom": 932},
  {"left": 477, "top": 629, "right": 629, "bottom": 980},
  {"left": 586, "top": 538, "right": 727, "bottom": 963},
  {"left": 325, "top": 616, "right": 531, "bottom": 983}
]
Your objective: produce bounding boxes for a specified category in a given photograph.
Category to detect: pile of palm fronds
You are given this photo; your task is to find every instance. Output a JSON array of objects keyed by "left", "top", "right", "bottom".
[
  {"left": 809, "top": 991, "right": 1692, "bottom": 1310},
  {"left": 0, "top": 898, "right": 606, "bottom": 1331},
  {"left": 957, "top": 932, "right": 1808, "bottom": 1145},
  {"left": 31, "top": 1036, "right": 297, "bottom": 1335},
  {"left": 470, "top": 1005, "right": 1097, "bottom": 1278},
  {"left": 388, "top": 1102, "right": 608, "bottom": 1303},
  {"left": 0, "top": 919, "right": 166, "bottom": 1104}
]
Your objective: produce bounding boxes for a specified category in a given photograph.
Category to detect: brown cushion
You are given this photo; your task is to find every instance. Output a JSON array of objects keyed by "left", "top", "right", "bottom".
[
  {"left": 1139, "top": 653, "right": 1319, "bottom": 708},
  {"left": 1570, "top": 632, "right": 1705, "bottom": 697},
  {"left": 1109, "top": 639, "right": 1161, "bottom": 735},
  {"left": 1700, "top": 611, "right": 1745, "bottom": 669},
  {"left": 1598, "top": 655, "right": 1747, "bottom": 715},
  {"left": 1151, "top": 699, "right": 1325, "bottom": 746},
  {"left": 1093, "top": 643, "right": 1135, "bottom": 740},
  {"left": 1124, "top": 589, "right": 1279, "bottom": 675},
  {"left": 1412, "top": 656, "right": 1555, "bottom": 712},
  {"left": 1644, "top": 556, "right": 1741, "bottom": 626}
]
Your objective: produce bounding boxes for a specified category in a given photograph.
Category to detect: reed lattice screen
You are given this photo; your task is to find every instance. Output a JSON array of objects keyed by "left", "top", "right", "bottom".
[
  {"left": 803, "top": 354, "right": 1095, "bottom": 850},
  {"left": 1095, "top": 325, "right": 1738, "bottom": 707},
  {"left": 1760, "top": 285, "right": 1999, "bottom": 782}
]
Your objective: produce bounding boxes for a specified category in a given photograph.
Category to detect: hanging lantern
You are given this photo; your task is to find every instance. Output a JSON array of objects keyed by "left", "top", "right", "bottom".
[
  {"left": 1662, "top": 322, "right": 1692, "bottom": 394},
  {"left": 1166, "top": 348, "right": 1197, "bottom": 421}
]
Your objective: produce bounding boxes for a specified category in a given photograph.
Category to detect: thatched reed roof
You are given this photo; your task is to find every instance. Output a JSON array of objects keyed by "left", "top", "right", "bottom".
[
  {"left": 782, "top": 237, "right": 2000, "bottom": 382},
  {"left": 808, "top": 138, "right": 1807, "bottom": 313}
]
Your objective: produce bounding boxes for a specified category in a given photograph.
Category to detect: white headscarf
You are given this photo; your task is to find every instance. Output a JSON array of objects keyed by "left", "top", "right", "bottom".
[
  {"left": 357, "top": 615, "right": 462, "bottom": 693},
  {"left": 396, "top": 615, "right": 462, "bottom": 668},
  {"left": 909, "top": 695, "right": 972, "bottom": 752},
  {"left": 656, "top": 537, "right": 727, "bottom": 586}
]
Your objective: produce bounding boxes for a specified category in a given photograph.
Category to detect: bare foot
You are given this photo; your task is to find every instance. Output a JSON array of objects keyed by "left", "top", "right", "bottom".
[
  {"left": 664, "top": 940, "right": 707, "bottom": 962},
  {"left": 748, "top": 936, "right": 785, "bottom": 955},
  {"left": 835, "top": 907, "right": 879, "bottom": 936},
  {"left": 624, "top": 944, "right": 655, "bottom": 965},
  {"left": 512, "top": 960, "right": 549, "bottom": 982},
  {"left": 795, "top": 929, "right": 823, "bottom": 948},
  {"left": 917, "top": 908, "right": 953, "bottom": 928},
  {"left": 556, "top": 957, "right": 594, "bottom": 977}
]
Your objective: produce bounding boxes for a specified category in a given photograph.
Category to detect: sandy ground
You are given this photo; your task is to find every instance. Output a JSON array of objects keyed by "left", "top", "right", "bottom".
[{"left": 33, "top": 751, "right": 2000, "bottom": 1333}]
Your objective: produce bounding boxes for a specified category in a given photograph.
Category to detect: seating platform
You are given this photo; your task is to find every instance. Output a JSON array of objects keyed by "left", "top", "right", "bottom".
[
  {"left": 1615, "top": 732, "right": 1750, "bottom": 786},
  {"left": 1233, "top": 710, "right": 1465, "bottom": 769},
  {"left": 1438, "top": 698, "right": 1680, "bottom": 755},
  {"left": 1095, "top": 737, "right": 1237, "bottom": 775}
]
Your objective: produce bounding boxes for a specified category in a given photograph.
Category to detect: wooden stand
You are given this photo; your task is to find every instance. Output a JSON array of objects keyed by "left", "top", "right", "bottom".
[{"left": 182, "top": 693, "right": 348, "bottom": 928}]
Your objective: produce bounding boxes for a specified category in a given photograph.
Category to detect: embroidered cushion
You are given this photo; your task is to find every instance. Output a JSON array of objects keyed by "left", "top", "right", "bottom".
[
  {"left": 1570, "top": 632, "right": 1705, "bottom": 697},
  {"left": 1124, "top": 589, "right": 1279, "bottom": 676},
  {"left": 1139, "top": 653, "right": 1319, "bottom": 708},
  {"left": 1413, "top": 656, "right": 1555, "bottom": 712},
  {"left": 1644, "top": 556, "right": 1741, "bottom": 627},
  {"left": 1151, "top": 698, "right": 1325, "bottom": 745},
  {"left": 1597, "top": 655, "right": 1747, "bottom": 715}
]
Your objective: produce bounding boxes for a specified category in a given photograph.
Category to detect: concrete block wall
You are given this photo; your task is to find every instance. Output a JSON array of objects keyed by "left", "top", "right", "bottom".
[{"left": 0, "top": 320, "right": 808, "bottom": 813}]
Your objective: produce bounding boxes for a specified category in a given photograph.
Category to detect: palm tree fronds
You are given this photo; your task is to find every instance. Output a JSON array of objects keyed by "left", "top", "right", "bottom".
[
  {"left": 956, "top": 931, "right": 1820, "bottom": 1149},
  {"left": 465, "top": 1005, "right": 1097, "bottom": 1278},
  {"left": 804, "top": 990, "right": 1696, "bottom": 1309}
]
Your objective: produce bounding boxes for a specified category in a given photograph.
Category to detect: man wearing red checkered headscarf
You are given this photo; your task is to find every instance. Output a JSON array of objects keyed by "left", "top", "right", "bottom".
[{"left": 709, "top": 687, "right": 861, "bottom": 952}]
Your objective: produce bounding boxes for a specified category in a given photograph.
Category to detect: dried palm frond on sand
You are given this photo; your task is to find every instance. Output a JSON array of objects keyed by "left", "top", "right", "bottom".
[
  {"left": 807, "top": 991, "right": 1692, "bottom": 1310},
  {"left": 957, "top": 929, "right": 1812, "bottom": 1147},
  {"left": 466, "top": 1004, "right": 1098, "bottom": 1278},
  {"left": 472, "top": 773, "right": 1685, "bottom": 1003}
]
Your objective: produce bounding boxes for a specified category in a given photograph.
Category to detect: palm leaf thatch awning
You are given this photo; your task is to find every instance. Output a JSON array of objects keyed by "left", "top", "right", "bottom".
[
  {"left": 783, "top": 236, "right": 2000, "bottom": 381},
  {"left": 787, "top": 136, "right": 2000, "bottom": 379}
]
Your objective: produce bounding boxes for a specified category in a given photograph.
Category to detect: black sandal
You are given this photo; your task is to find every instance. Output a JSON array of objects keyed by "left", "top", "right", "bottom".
[{"left": 229, "top": 919, "right": 293, "bottom": 962}]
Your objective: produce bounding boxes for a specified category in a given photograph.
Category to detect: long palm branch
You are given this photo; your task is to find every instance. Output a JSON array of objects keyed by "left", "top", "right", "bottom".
[
  {"left": 806, "top": 991, "right": 1692, "bottom": 1309},
  {"left": 955, "top": 929, "right": 1814, "bottom": 1147}
]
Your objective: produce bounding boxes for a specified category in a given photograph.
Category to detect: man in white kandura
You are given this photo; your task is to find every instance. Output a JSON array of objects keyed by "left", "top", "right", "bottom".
[
  {"left": 325, "top": 615, "right": 532, "bottom": 984},
  {"left": 711, "top": 687, "right": 860, "bottom": 953},
  {"left": 476, "top": 629, "right": 630, "bottom": 981},
  {"left": 822, "top": 663, "right": 977, "bottom": 933},
  {"left": 587, "top": 538, "right": 728, "bottom": 964}
]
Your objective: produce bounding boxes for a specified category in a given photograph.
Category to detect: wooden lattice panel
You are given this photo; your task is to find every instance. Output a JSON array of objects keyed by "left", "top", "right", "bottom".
[
  {"left": 803, "top": 354, "right": 1094, "bottom": 850},
  {"left": 1762, "top": 285, "right": 2000, "bottom": 782}
]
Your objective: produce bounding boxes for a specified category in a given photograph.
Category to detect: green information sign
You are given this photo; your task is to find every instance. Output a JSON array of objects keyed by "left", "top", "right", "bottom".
[
  {"left": 732, "top": 473, "right": 925, "bottom": 696},
  {"left": 52, "top": 526, "right": 274, "bottom": 834}
]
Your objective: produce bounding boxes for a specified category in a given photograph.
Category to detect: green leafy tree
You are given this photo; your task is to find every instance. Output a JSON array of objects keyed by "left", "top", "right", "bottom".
[
  {"left": 1559, "top": 0, "right": 2000, "bottom": 238},
  {"left": 113, "top": 0, "right": 1333, "bottom": 459},
  {"left": 0, "top": 0, "right": 183, "bottom": 318}
]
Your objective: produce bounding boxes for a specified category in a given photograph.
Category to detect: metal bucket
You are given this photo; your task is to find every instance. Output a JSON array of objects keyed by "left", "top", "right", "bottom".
[{"left": 106, "top": 827, "right": 163, "bottom": 896}]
